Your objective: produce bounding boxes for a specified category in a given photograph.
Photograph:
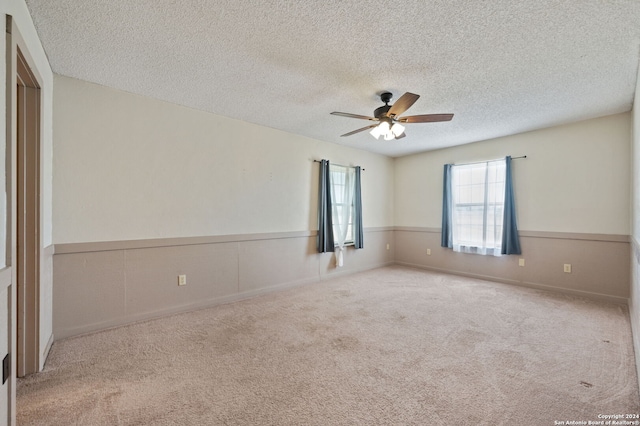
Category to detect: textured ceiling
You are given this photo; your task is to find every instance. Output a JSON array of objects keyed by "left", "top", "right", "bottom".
[{"left": 25, "top": 0, "right": 640, "bottom": 157}]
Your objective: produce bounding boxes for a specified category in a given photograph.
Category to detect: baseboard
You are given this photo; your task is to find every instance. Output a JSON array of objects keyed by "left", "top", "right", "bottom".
[
  {"left": 320, "top": 261, "right": 396, "bottom": 280},
  {"left": 627, "top": 236, "right": 640, "bottom": 396},
  {"left": 396, "top": 261, "right": 629, "bottom": 305},
  {"left": 0, "top": 267, "right": 11, "bottom": 290},
  {"left": 40, "top": 333, "right": 54, "bottom": 370},
  {"left": 124, "top": 275, "right": 324, "bottom": 329},
  {"left": 629, "top": 296, "right": 640, "bottom": 396}
]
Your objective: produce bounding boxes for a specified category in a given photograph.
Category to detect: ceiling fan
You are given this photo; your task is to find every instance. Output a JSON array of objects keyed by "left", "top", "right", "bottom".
[{"left": 330, "top": 92, "right": 453, "bottom": 140}]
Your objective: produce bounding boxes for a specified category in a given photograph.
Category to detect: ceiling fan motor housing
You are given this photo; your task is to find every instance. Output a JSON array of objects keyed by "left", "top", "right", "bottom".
[
  {"left": 380, "top": 92, "right": 393, "bottom": 104},
  {"left": 374, "top": 92, "right": 394, "bottom": 118},
  {"left": 330, "top": 91, "right": 453, "bottom": 138},
  {"left": 374, "top": 105, "right": 391, "bottom": 119}
]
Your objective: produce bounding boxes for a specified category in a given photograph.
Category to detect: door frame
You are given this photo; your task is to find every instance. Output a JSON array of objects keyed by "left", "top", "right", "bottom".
[
  {"left": 5, "top": 14, "right": 45, "bottom": 425},
  {"left": 15, "top": 40, "right": 41, "bottom": 378}
]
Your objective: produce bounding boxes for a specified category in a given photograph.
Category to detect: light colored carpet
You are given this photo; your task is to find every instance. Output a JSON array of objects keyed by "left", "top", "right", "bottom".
[{"left": 17, "top": 266, "right": 640, "bottom": 425}]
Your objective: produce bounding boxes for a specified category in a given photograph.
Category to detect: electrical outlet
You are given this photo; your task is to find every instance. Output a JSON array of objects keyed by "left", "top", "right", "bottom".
[
  {"left": 518, "top": 258, "right": 525, "bottom": 267},
  {"left": 178, "top": 275, "right": 187, "bottom": 286},
  {"left": 563, "top": 264, "right": 572, "bottom": 273},
  {"left": 426, "top": 249, "right": 431, "bottom": 255}
]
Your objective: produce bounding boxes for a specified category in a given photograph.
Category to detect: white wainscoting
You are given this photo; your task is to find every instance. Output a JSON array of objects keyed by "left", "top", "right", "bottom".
[
  {"left": 53, "top": 228, "right": 395, "bottom": 339},
  {"left": 395, "top": 227, "right": 630, "bottom": 303}
]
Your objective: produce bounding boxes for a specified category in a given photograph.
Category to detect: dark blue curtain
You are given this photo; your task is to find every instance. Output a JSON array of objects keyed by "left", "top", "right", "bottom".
[
  {"left": 354, "top": 166, "right": 364, "bottom": 249},
  {"left": 501, "top": 156, "right": 521, "bottom": 255},
  {"left": 441, "top": 164, "right": 453, "bottom": 248},
  {"left": 317, "top": 160, "right": 335, "bottom": 253}
]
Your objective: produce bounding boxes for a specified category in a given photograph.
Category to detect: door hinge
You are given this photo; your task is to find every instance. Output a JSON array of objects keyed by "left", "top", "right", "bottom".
[{"left": 2, "top": 353, "right": 10, "bottom": 384}]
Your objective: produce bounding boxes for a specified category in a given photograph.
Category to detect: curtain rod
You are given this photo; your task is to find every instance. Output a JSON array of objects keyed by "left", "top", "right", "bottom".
[
  {"left": 453, "top": 155, "right": 527, "bottom": 166},
  {"left": 313, "top": 159, "right": 365, "bottom": 171}
]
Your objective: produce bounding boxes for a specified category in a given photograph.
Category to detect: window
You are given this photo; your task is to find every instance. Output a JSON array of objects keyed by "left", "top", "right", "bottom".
[
  {"left": 316, "top": 159, "right": 364, "bottom": 259},
  {"left": 451, "top": 159, "right": 506, "bottom": 256},
  {"left": 329, "top": 164, "right": 355, "bottom": 245}
]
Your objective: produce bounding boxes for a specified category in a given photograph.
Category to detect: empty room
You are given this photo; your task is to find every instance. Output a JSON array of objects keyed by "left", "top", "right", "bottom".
[{"left": 2, "top": 0, "right": 640, "bottom": 425}]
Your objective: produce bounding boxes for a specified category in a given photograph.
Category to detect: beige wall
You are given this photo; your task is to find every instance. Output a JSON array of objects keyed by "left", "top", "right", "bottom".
[
  {"left": 52, "top": 76, "right": 396, "bottom": 338},
  {"left": 395, "top": 113, "right": 631, "bottom": 235},
  {"left": 0, "top": 30, "right": 7, "bottom": 425},
  {"left": 0, "top": 20, "right": 5, "bottom": 271},
  {"left": 394, "top": 114, "right": 631, "bottom": 301},
  {"left": 2, "top": 0, "right": 55, "bottom": 423},
  {"left": 4, "top": 0, "right": 639, "bottom": 419},
  {"left": 1, "top": 3, "right": 54, "bottom": 248},
  {"left": 49, "top": 32, "right": 638, "bottom": 388},
  {"left": 53, "top": 75, "right": 394, "bottom": 243},
  {"left": 53, "top": 75, "right": 636, "bottom": 335},
  {"left": 630, "top": 60, "right": 640, "bottom": 391}
]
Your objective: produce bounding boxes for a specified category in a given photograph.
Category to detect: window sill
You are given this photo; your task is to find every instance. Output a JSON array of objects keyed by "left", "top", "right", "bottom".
[
  {"left": 453, "top": 245, "right": 501, "bottom": 256},
  {"left": 334, "top": 242, "right": 355, "bottom": 248}
]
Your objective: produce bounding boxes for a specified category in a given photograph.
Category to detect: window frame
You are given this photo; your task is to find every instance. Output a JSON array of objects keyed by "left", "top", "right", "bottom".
[
  {"left": 329, "top": 164, "right": 356, "bottom": 247},
  {"left": 450, "top": 159, "right": 506, "bottom": 256}
]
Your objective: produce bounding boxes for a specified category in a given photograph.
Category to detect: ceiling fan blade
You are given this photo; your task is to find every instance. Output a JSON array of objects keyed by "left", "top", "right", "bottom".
[
  {"left": 398, "top": 113, "right": 454, "bottom": 123},
  {"left": 340, "top": 124, "right": 378, "bottom": 137},
  {"left": 331, "top": 111, "right": 377, "bottom": 121},
  {"left": 387, "top": 92, "right": 420, "bottom": 117}
]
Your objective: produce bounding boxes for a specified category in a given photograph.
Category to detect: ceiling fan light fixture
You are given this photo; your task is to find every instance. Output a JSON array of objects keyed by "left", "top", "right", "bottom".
[
  {"left": 370, "top": 125, "right": 382, "bottom": 139},
  {"left": 331, "top": 91, "right": 454, "bottom": 140},
  {"left": 370, "top": 120, "right": 392, "bottom": 140},
  {"left": 391, "top": 122, "right": 405, "bottom": 137}
]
